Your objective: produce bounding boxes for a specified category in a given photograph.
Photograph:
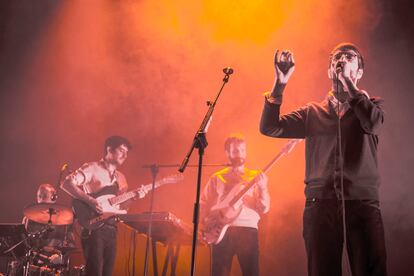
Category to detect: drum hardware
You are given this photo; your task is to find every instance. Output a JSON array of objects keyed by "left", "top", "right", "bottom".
[
  {"left": 9, "top": 226, "right": 57, "bottom": 276},
  {"left": 19, "top": 246, "right": 71, "bottom": 276},
  {"left": 0, "top": 223, "right": 26, "bottom": 258},
  {"left": 3, "top": 203, "right": 76, "bottom": 276}
]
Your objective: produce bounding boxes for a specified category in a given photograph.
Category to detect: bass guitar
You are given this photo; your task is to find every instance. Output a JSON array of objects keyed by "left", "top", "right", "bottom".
[
  {"left": 202, "top": 139, "right": 301, "bottom": 245},
  {"left": 73, "top": 174, "right": 183, "bottom": 230}
]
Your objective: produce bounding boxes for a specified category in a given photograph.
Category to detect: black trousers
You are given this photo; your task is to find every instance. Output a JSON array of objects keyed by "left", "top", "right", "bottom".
[
  {"left": 212, "top": 226, "right": 259, "bottom": 276},
  {"left": 81, "top": 225, "right": 117, "bottom": 276},
  {"left": 303, "top": 199, "right": 387, "bottom": 276}
]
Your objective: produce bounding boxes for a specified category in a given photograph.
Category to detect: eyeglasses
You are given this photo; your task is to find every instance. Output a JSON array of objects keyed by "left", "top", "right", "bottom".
[{"left": 332, "top": 51, "right": 358, "bottom": 62}]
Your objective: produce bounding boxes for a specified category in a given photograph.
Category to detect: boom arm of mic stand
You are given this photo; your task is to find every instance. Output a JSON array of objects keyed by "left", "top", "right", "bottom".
[
  {"left": 143, "top": 164, "right": 159, "bottom": 276},
  {"left": 178, "top": 73, "right": 231, "bottom": 173},
  {"left": 178, "top": 70, "right": 232, "bottom": 276}
]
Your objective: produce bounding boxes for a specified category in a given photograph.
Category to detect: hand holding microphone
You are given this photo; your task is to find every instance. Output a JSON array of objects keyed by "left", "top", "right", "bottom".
[
  {"left": 335, "top": 61, "right": 344, "bottom": 74},
  {"left": 335, "top": 61, "right": 349, "bottom": 85},
  {"left": 334, "top": 61, "right": 358, "bottom": 93},
  {"left": 274, "top": 50, "right": 295, "bottom": 84}
]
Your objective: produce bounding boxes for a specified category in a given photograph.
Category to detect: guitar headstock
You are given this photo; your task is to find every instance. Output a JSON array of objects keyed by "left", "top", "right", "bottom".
[
  {"left": 137, "top": 174, "right": 184, "bottom": 197},
  {"left": 281, "top": 139, "right": 302, "bottom": 155},
  {"left": 157, "top": 173, "right": 184, "bottom": 186}
]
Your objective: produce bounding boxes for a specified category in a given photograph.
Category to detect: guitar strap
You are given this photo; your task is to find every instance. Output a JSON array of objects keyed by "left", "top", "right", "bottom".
[
  {"left": 88, "top": 184, "right": 119, "bottom": 199},
  {"left": 110, "top": 171, "right": 118, "bottom": 186}
]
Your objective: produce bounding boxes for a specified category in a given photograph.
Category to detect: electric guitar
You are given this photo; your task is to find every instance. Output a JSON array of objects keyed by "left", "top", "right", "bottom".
[
  {"left": 202, "top": 139, "right": 301, "bottom": 245},
  {"left": 73, "top": 174, "right": 183, "bottom": 230}
]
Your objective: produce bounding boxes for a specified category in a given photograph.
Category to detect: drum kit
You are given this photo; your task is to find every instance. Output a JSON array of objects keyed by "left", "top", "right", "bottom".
[{"left": 3, "top": 203, "right": 84, "bottom": 276}]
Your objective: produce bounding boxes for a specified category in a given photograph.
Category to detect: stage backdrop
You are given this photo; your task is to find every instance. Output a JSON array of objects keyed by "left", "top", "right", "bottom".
[{"left": 0, "top": 0, "right": 413, "bottom": 275}]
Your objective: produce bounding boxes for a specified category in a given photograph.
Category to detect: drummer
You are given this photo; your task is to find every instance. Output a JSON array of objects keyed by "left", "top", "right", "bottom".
[{"left": 22, "top": 183, "right": 75, "bottom": 264}]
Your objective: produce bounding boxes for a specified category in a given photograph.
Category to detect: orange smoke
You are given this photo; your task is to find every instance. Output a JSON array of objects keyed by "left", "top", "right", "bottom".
[{"left": 13, "top": 0, "right": 383, "bottom": 274}]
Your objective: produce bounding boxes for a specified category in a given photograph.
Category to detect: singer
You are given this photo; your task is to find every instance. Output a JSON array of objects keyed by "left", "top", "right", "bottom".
[{"left": 260, "top": 43, "right": 387, "bottom": 276}]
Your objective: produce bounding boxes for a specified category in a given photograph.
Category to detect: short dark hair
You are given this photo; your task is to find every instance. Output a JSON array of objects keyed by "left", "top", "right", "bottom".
[
  {"left": 104, "top": 135, "right": 132, "bottom": 155},
  {"left": 224, "top": 133, "right": 246, "bottom": 152},
  {"left": 329, "top": 42, "right": 364, "bottom": 69}
]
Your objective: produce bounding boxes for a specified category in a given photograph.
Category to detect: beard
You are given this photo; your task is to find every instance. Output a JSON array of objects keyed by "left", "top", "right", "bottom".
[{"left": 229, "top": 157, "right": 246, "bottom": 167}]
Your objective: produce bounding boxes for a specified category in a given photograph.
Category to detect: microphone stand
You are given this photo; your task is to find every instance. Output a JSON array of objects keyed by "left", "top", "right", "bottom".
[
  {"left": 143, "top": 164, "right": 159, "bottom": 276},
  {"left": 334, "top": 72, "right": 352, "bottom": 276},
  {"left": 54, "top": 164, "right": 69, "bottom": 201},
  {"left": 139, "top": 162, "right": 228, "bottom": 276},
  {"left": 178, "top": 69, "right": 232, "bottom": 276}
]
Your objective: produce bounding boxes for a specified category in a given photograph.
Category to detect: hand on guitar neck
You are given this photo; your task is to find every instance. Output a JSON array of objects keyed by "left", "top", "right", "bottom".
[
  {"left": 251, "top": 172, "right": 268, "bottom": 192},
  {"left": 241, "top": 172, "right": 269, "bottom": 211}
]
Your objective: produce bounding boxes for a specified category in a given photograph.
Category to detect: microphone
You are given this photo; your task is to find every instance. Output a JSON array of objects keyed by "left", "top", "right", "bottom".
[
  {"left": 223, "top": 67, "right": 234, "bottom": 75},
  {"left": 60, "top": 163, "right": 69, "bottom": 172},
  {"left": 336, "top": 62, "right": 344, "bottom": 74}
]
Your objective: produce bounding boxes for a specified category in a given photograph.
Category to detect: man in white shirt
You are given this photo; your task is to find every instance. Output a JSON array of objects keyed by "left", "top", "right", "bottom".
[
  {"left": 61, "top": 135, "right": 131, "bottom": 276},
  {"left": 201, "top": 134, "right": 270, "bottom": 276}
]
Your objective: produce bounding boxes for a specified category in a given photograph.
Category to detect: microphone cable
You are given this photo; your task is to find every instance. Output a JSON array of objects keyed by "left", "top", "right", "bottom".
[{"left": 335, "top": 77, "right": 352, "bottom": 276}]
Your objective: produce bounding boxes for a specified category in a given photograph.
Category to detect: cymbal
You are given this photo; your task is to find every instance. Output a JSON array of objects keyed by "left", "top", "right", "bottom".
[{"left": 24, "top": 203, "right": 73, "bottom": 225}]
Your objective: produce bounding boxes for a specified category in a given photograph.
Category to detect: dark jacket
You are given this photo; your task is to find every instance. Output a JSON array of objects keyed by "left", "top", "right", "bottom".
[{"left": 260, "top": 92, "right": 384, "bottom": 200}]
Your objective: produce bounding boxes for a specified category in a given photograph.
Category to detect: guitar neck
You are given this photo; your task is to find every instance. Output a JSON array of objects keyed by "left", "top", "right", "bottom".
[
  {"left": 229, "top": 140, "right": 299, "bottom": 206},
  {"left": 229, "top": 152, "right": 286, "bottom": 206},
  {"left": 109, "top": 190, "right": 135, "bottom": 206},
  {"left": 262, "top": 151, "right": 287, "bottom": 174},
  {"left": 108, "top": 182, "right": 161, "bottom": 206}
]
